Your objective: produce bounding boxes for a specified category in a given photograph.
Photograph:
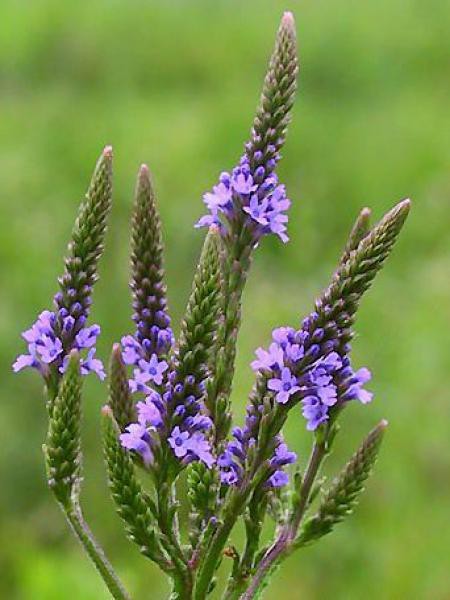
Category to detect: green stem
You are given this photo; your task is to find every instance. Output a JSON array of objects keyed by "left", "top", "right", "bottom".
[
  {"left": 157, "top": 480, "right": 193, "bottom": 598},
  {"left": 240, "top": 440, "right": 328, "bottom": 600},
  {"left": 222, "top": 492, "right": 267, "bottom": 599},
  {"left": 222, "top": 577, "right": 249, "bottom": 600},
  {"left": 194, "top": 488, "right": 248, "bottom": 600},
  {"left": 64, "top": 503, "right": 130, "bottom": 600}
]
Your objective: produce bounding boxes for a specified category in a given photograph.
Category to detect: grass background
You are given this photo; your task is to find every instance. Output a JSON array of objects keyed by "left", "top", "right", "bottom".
[{"left": 1, "top": 0, "right": 449, "bottom": 598}]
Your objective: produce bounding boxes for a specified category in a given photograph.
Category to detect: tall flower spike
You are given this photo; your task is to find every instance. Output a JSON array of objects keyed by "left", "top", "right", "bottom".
[
  {"left": 201, "top": 12, "right": 298, "bottom": 444},
  {"left": 109, "top": 344, "right": 135, "bottom": 430},
  {"left": 54, "top": 147, "right": 113, "bottom": 344},
  {"left": 312, "top": 199, "right": 411, "bottom": 356},
  {"left": 129, "top": 165, "right": 173, "bottom": 359},
  {"left": 296, "top": 420, "right": 387, "bottom": 548},
  {"left": 13, "top": 148, "right": 112, "bottom": 401},
  {"left": 162, "top": 226, "right": 223, "bottom": 467},
  {"left": 246, "top": 11, "right": 298, "bottom": 176},
  {"left": 243, "top": 200, "right": 409, "bottom": 442},
  {"left": 44, "top": 351, "right": 82, "bottom": 506}
]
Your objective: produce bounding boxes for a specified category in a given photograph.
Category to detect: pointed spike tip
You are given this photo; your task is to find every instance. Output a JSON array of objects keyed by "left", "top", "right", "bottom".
[
  {"left": 112, "top": 342, "right": 122, "bottom": 356},
  {"left": 398, "top": 198, "right": 411, "bottom": 211},
  {"left": 360, "top": 207, "right": 371, "bottom": 218},
  {"left": 101, "top": 404, "right": 113, "bottom": 418},
  {"left": 103, "top": 145, "right": 113, "bottom": 158},
  {"left": 68, "top": 348, "right": 80, "bottom": 360},
  {"left": 139, "top": 163, "right": 150, "bottom": 177},
  {"left": 379, "top": 419, "right": 389, "bottom": 429},
  {"left": 282, "top": 11, "right": 295, "bottom": 27}
]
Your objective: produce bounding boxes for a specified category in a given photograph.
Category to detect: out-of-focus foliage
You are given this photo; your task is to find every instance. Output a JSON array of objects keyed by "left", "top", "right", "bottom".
[{"left": 0, "top": 0, "right": 449, "bottom": 598}]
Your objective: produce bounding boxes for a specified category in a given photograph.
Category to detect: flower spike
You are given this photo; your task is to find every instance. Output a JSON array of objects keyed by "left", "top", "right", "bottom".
[
  {"left": 296, "top": 420, "right": 388, "bottom": 548},
  {"left": 13, "top": 148, "right": 112, "bottom": 399},
  {"left": 129, "top": 165, "right": 173, "bottom": 359}
]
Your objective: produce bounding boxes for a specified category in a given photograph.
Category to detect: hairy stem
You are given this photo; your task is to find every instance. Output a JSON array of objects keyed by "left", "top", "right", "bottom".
[
  {"left": 241, "top": 439, "right": 328, "bottom": 600},
  {"left": 157, "top": 482, "right": 193, "bottom": 598},
  {"left": 64, "top": 503, "right": 130, "bottom": 600}
]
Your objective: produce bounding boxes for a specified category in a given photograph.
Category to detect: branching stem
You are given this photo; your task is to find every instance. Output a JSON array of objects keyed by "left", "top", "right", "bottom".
[{"left": 240, "top": 438, "right": 328, "bottom": 600}]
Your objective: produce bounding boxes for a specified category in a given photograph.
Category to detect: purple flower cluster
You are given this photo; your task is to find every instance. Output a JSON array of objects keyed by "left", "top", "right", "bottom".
[
  {"left": 132, "top": 299, "right": 174, "bottom": 358},
  {"left": 251, "top": 325, "right": 373, "bottom": 431},
  {"left": 196, "top": 155, "right": 291, "bottom": 243},
  {"left": 13, "top": 309, "right": 105, "bottom": 380},
  {"left": 119, "top": 386, "right": 215, "bottom": 468},
  {"left": 218, "top": 427, "right": 296, "bottom": 488},
  {"left": 120, "top": 334, "right": 215, "bottom": 469}
]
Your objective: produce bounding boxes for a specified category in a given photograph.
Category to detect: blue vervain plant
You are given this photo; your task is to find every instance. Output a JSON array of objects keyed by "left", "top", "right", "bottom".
[{"left": 13, "top": 12, "right": 410, "bottom": 600}]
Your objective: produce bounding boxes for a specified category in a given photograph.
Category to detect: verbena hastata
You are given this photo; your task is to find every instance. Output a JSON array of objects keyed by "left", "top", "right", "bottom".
[{"left": 13, "top": 12, "right": 410, "bottom": 600}]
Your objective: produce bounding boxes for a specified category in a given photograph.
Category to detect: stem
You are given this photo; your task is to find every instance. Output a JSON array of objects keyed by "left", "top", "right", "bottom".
[
  {"left": 194, "top": 488, "right": 248, "bottom": 600},
  {"left": 157, "top": 480, "right": 193, "bottom": 598},
  {"left": 222, "top": 492, "right": 267, "bottom": 599},
  {"left": 241, "top": 440, "right": 328, "bottom": 600},
  {"left": 289, "top": 441, "right": 326, "bottom": 536},
  {"left": 64, "top": 503, "right": 130, "bottom": 600},
  {"left": 195, "top": 409, "right": 288, "bottom": 599}
]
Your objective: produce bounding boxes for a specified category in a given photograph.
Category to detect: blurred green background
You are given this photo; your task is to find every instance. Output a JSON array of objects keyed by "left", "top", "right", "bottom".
[{"left": 1, "top": 0, "right": 449, "bottom": 598}]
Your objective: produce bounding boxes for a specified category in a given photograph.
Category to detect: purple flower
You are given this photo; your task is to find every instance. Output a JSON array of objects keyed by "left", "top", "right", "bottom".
[
  {"left": 168, "top": 427, "right": 191, "bottom": 458},
  {"left": 121, "top": 335, "right": 142, "bottom": 365},
  {"left": 120, "top": 423, "right": 153, "bottom": 465},
  {"left": 187, "top": 433, "right": 215, "bottom": 468},
  {"left": 15, "top": 308, "right": 104, "bottom": 384},
  {"left": 218, "top": 448, "right": 237, "bottom": 468},
  {"left": 196, "top": 157, "right": 292, "bottom": 243},
  {"left": 36, "top": 335, "right": 63, "bottom": 364},
  {"left": 168, "top": 426, "right": 215, "bottom": 468},
  {"left": 342, "top": 367, "right": 373, "bottom": 404},
  {"left": 80, "top": 348, "right": 105, "bottom": 380},
  {"left": 268, "top": 367, "right": 301, "bottom": 404},
  {"left": 270, "top": 185, "right": 290, "bottom": 212},
  {"left": 285, "top": 343, "right": 304, "bottom": 363},
  {"left": 272, "top": 327, "right": 296, "bottom": 347},
  {"left": 138, "top": 354, "right": 168, "bottom": 386},
  {"left": 268, "top": 470, "right": 290, "bottom": 487},
  {"left": 75, "top": 325, "right": 101, "bottom": 349},
  {"left": 195, "top": 211, "right": 221, "bottom": 229},
  {"left": 22, "top": 310, "right": 54, "bottom": 343},
  {"left": 186, "top": 414, "right": 213, "bottom": 432},
  {"left": 232, "top": 164, "right": 256, "bottom": 195},
  {"left": 12, "top": 352, "right": 38, "bottom": 373},
  {"left": 302, "top": 395, "right": 329, "bottom": 431},
  {"left": 129, "top": 369, "right": 152, "bottom": 394},
  {"left": 243, "top": 196, "right": 270, "bottom": 226},
  {"left": 317, "top": 384, "right": 338, "bottom": 407},
  {"left": 203, "top": 179, "right": 232, "bottom": 211},
  {"left": 137, "top": 394, "right": 163, "bottom": 427},
  {"left": 270, "top": 442, "right": 297, "bottom": 467},
  {"left": 267, "top": 211, "right": 289, "bottom": 243},
  {"left": 251, "top": 342, "right": 284, "bottom": 372},
  {"left": 220, "top": 469, "right": 239, "bottom": 485}
]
